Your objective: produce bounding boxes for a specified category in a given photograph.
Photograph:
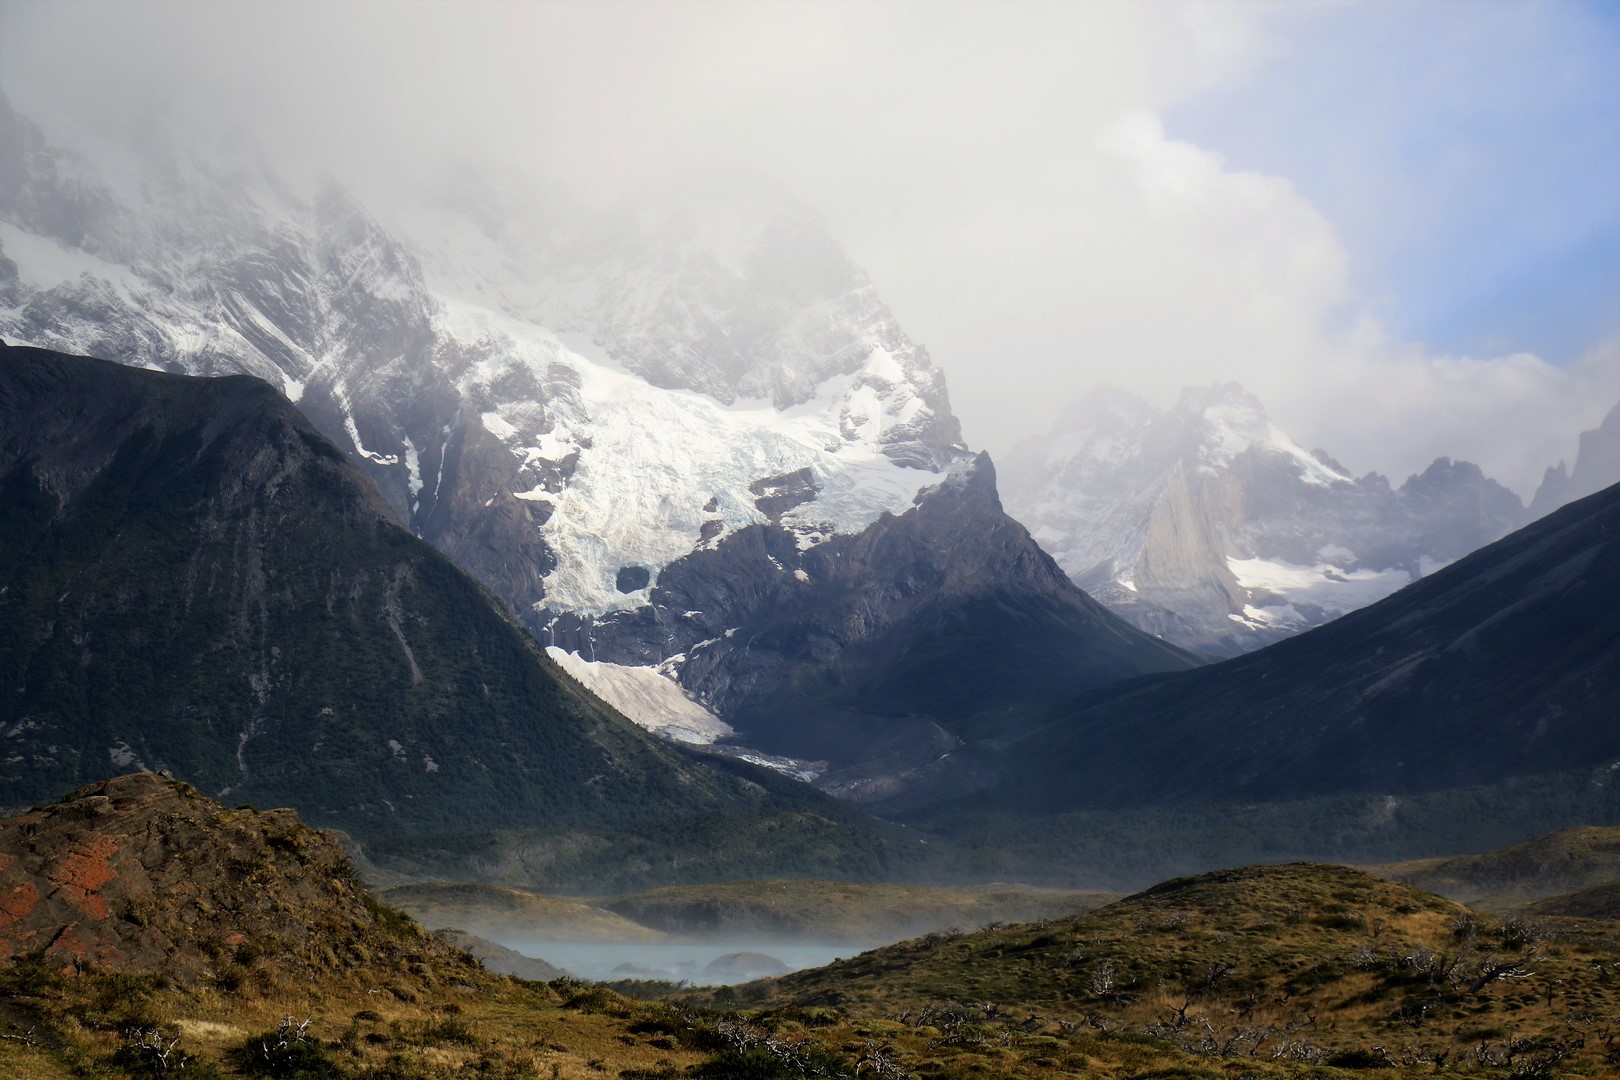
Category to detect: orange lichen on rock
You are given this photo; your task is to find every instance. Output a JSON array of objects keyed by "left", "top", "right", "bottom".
[
  {"left": 0, "top": 880, "right": 41, "bottom": 929},
  {"left": 47, "top": 835, "right": 120, "bottom": 920},
  {"left": 0, "top": 773, "right": 463, "bottom": 988}
]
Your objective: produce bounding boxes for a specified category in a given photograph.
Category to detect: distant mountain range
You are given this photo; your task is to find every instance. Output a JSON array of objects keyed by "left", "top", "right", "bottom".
[
  {"left": 3, "top": 89, "right": 1615, "bottom": 889},
  {"left": 0, "top": 92, "right": 1193, "bottom": 797},
  {"left": 1001, "top": 382, "right": 1617, "bottom": 657},
  {"left": 2, "top": 339, "right": 1615, "bottom": 893}
]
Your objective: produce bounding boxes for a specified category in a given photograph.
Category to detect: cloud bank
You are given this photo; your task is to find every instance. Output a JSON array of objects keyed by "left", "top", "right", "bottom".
[{"left": 1, "top": 0, "right": 1614, "bottom": 495}]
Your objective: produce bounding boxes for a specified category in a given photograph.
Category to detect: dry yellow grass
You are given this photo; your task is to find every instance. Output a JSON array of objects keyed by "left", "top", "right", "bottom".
[
  {"left": 5, "top": 862, "right": 1618, "bottom": 1077},
  {"left": 692, "top": 863, "right": 1620, "bottom": 1077}
]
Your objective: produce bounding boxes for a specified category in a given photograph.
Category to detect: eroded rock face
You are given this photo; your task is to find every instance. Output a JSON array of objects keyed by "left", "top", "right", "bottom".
[{"left": 0, "top": 773, "right": 452, "bottom": 983}]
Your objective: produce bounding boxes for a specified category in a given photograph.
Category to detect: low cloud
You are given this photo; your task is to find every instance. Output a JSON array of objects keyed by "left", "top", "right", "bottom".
[{"left": 2, "top": 0, "right": 1612, "bottom": 496}]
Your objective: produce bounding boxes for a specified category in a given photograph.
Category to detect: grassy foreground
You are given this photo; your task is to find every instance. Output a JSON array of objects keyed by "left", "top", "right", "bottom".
[
  {"left": 7, "top": 866, "right": 1618, "bottom": 1078},
  {"left": 3, "top": 779, "right": 1616, "bottom": 1078},
  {"left": 687, "top": 863, "right": 1620, "bottom": 1078}
]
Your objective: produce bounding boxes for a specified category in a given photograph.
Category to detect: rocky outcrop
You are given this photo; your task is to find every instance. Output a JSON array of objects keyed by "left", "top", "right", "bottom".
[{"left": 0, "top": 772, "right": 461, "bottom": 984}]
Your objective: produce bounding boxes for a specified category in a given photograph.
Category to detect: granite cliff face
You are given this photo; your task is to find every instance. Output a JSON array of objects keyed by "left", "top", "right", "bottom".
[{"left": 1001, "top": 384, "right": 1527, "bottom": 657}]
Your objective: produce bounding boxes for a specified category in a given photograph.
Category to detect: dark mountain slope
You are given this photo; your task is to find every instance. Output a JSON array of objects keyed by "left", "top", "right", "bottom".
[
  {"left": 964, "top": 481, "right": 1620, "bottom": 814},
  {"left": 0, "top": 344, "right": 927, "bottom": 886},
  {"left": 555, "top": 454, "right": 1198, "bottom": 799}
]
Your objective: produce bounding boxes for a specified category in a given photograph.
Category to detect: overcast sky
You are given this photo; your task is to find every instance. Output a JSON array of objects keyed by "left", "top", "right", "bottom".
[{"left": 2, "top": 0, "right": 1617, "bottom": 495}]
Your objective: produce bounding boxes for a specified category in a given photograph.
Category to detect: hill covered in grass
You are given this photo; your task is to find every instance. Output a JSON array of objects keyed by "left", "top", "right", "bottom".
[
  {"left": 385, "top": 877, "right": 1114, "bottom": 949},
  {"left": 1526, "top": 881, "right": 1620, "bottom": 921},
  {"left": 382, "top": 882, "right": 666, "bottom": 943},
  {"left": 701, "top": 862, "right": 1620, "bottom": 1075},
  {"left": 1380, "top": 825, "right": 1620, "bottom": 908}
]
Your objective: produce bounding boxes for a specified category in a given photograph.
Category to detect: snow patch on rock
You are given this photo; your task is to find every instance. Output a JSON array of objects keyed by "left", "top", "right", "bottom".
[
  {"left": 547, "top": 646, "right": 734, "bottom": 745},
  {"left": 1228, "top": 555, "right": 1414, "bottom": 628}
]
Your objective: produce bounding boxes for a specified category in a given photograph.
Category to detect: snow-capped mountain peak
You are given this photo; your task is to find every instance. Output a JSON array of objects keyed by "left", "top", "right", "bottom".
[{"left": 1172, "top": 382, "right": 1349, "bottom": 485}]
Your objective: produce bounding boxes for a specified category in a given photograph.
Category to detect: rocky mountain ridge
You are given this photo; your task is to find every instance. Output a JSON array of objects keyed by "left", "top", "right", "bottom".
[
  {"left": 1529, "top": 400, "right": 1620, "bottom": 519},
  {"left": 0, "top": 92, "right": 964, "bottom": 614}
]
